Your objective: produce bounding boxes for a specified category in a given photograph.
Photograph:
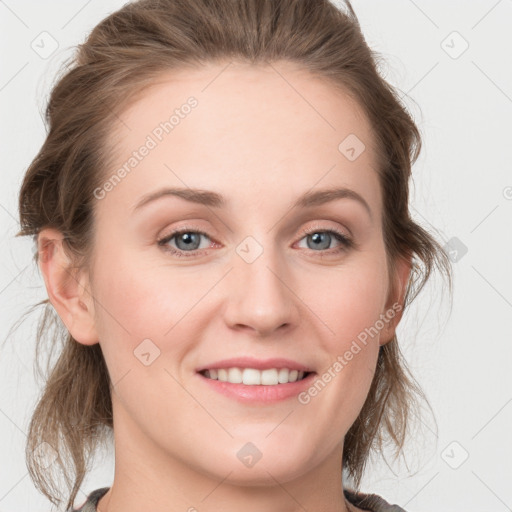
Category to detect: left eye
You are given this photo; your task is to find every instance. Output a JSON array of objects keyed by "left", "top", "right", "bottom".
[{"left": 296, "top": 229, "right": 352, "bottom": 252}]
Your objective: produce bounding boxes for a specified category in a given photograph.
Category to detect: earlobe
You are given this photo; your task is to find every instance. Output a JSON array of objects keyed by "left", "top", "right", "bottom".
[
  {"left": 37, "top": 228, "right": 98, "bottom": 346},
  {"left": 379, "top": 255, "right": 412, "bottom": 346}
]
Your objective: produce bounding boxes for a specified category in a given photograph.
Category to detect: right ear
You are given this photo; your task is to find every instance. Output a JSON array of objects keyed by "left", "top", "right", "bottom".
[{"left": 37, "top": 228, "right": 99, "bottom": 346}]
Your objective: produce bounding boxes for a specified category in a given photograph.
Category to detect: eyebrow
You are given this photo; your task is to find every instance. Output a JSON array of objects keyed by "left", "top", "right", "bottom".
[{"left": 132, "top": 186, "right": 372, "bottom": 219}]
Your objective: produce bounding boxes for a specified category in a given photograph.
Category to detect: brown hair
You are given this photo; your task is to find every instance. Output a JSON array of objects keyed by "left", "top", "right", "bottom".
[{"left": 16, "top": 0, "right": 452, "bottom": 509}]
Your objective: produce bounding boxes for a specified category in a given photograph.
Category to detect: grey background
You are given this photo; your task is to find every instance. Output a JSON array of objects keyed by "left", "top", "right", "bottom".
[{"left": 1, "top": 0, "right": 511, "bottom": 510}]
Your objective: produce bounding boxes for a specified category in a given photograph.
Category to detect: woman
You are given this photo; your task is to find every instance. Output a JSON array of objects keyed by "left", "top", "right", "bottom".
[{"left": 17, "top": 1, "right": 452, "bottom": 511}]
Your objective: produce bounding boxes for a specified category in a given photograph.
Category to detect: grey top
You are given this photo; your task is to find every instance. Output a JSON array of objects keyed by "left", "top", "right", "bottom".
[{"left": 71, "top": 487, "right": 407, "bottom": 512}]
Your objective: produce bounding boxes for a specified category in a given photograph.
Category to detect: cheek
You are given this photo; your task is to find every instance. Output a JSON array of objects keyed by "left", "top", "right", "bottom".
[
  {"left": 299, "top": 250, "right": 388, "bottom": 408},
  {"left": 89, "top": 248, "right": 190, "bottom": 363},
  {"left": 299, "top": 259, "right": 388, "bottom": 432},
  {"left": 303, "top": 254, "right": 389, "bottom": 347},
  {"left": 90, "top": 245, "right": 228, "bottom": 381}
]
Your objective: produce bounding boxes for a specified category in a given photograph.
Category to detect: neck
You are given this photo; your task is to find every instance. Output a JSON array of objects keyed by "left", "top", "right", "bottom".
[{"left": 97, "top": 402, "right": 355, "bottom": 512}]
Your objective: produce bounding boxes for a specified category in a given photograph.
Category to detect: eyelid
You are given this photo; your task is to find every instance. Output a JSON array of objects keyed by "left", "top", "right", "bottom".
[
  {"left": 297, "top": 221, "right": 351, "bottom": 240},
  {"left": 157, "top": 225, "right": 215, "bottom": 250}
]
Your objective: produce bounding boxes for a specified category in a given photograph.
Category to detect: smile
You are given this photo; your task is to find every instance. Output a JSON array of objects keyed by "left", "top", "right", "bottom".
[{"left": 200, "top": 367, "right": 311, "bottom": 385}]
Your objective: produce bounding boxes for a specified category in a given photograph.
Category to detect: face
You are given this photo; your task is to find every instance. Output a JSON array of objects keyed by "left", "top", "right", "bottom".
[{"left": 80, "top": 61, "right": 404, "bottom": 489}]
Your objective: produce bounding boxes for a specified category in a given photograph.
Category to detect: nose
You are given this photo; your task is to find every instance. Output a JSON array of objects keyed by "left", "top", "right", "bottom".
[{"left": 222, "top": 242, "right": 301, "bottom": 338}]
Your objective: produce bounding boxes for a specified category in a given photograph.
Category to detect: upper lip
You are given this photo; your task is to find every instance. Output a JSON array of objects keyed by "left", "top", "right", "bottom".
[{"left": 196, "top": 357, "right": 314, "bottom": 373}]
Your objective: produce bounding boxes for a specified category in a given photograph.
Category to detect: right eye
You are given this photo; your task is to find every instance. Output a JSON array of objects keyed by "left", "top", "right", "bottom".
[{"left": 157, "top": 228, "right": 215, "bottom": 257}]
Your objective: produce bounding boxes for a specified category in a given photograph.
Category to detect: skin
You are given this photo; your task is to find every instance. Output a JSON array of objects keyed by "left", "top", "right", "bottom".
[{"left": 38, "top": 61, "right": 410, "bottom": 512}]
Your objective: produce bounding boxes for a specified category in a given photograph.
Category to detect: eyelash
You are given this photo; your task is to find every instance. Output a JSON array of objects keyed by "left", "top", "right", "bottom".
[{"left": 157, "top": 225, "right": 354, "bottom": 258}]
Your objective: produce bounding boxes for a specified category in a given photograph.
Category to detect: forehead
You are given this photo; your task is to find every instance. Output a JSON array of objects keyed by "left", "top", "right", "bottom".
[{"left": 103, "top": 60, "right": 382, "bottom": 216}]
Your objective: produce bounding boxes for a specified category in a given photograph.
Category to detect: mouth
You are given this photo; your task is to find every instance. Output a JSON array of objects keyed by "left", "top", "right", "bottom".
[
  {"left": 196, "top": 358, "right": 316, "bottom": 403},
  {"left": 199, "top": 367, "right": 312, "bottom": 385}
]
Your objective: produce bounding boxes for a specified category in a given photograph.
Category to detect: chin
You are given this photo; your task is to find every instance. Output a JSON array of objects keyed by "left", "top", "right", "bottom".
[{"left": 192, "top": 435, "right": 320, "bottom": 487}]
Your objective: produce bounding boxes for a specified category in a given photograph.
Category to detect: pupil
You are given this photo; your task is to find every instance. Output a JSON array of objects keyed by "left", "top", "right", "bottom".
[
  {"left": 177, "top": 232, "right": 199, "bottom": 250},
  {"left": 310, "top": 232, "right": 329, "bottom": 250}
]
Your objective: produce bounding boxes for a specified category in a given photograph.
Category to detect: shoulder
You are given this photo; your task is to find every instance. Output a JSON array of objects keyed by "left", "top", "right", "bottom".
[
  {"left": 68, "top": 487, "right": 110, "bottom": 512},
  {"left": 344, "top": 488, "right": 408, "bottom": 512}
]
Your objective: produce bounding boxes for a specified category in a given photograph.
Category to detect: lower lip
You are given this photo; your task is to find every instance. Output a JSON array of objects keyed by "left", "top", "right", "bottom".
[{"left": 197, "top": 372, "right": 316, "bottom": 404}]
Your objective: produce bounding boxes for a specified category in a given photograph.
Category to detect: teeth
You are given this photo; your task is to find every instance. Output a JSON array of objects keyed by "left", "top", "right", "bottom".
[
  {"left": 243, "top": 368, "right": 261, "bottom": 385},
  {"left": 228, "top": 367, "right": 243, "bottom": 383},
  {"left": 278, "top": 368, "right": 289, "bottom": 383},
  {"left": 203, "top": 367, "right": 308, "bottom": 385},
  {"left": 261, "top": 369, "right": 278, "bottom": 385}
]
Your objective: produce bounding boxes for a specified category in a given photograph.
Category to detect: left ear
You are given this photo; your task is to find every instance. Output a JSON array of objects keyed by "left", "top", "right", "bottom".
[
  {"left": 37, "top": 227, "right": 99, "bottom": 346},
  {"left": 379, "top": 255, "right": 412, "bottom": 346}
]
